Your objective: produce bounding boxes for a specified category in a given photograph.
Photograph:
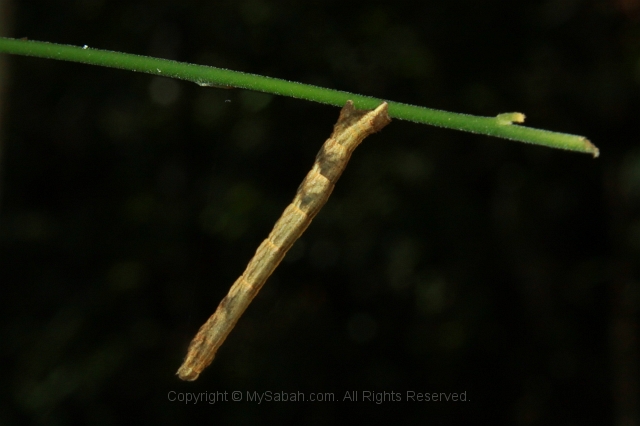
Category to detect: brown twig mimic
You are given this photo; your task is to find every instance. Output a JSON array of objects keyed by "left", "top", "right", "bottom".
[{"left": 177, "top": 101, "right": 391, "bottom": 381}]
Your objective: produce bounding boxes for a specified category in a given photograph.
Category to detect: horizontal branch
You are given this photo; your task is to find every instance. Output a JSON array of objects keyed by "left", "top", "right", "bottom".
[{"left": 0, "top": 37, "right": 598, "bottom": 157}]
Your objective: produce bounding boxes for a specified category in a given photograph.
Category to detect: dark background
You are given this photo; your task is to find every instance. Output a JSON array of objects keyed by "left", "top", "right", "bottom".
[{"left": 0, "top": 0, "right": 637, "bottom": 424}]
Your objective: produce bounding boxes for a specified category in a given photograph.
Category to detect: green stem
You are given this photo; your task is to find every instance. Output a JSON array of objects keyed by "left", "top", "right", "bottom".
[{"left": 0, "top": 37, "right": 598, "bottom": 157}]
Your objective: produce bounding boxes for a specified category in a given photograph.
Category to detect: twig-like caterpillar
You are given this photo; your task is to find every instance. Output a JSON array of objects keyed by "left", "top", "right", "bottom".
[{"left": 177, "top": 100, "right": 391, "bottom": 381}]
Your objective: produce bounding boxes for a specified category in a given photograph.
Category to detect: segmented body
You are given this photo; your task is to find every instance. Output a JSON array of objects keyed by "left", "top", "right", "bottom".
[{"left": 177, "top": 101, "right": 391, "bottom": 381}]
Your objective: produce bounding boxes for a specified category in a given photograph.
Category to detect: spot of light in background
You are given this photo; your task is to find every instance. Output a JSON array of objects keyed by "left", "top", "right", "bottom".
[
  {"left": 284, "top": 238, "right": 306, "bottom": 263},
  {"left": 108, "top": 261, "right": 146, "bottom": 292},
  {"left": 309, "top": 239, "right": 340, "bottom": 270},
  {"left": 232, "top": 117, "right": 268, "bottom": 152},
  {"left": 415, "top": 275, "right": 447, "bottom": 315},
  {"left": 148, "top": 77, "right": 181, "bottom": 106},
  {"left": 239, "top": 91, "right": 272, "bottom": 112},
  {"left": 439, "top": 321, "right": 465, "bottom": 351},
  {"left": 347, "top": 312, "right": 378, "bottom": 344}
]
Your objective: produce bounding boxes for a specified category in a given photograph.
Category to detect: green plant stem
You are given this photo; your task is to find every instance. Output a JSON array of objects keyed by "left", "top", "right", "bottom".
[{"left": 0, "top": 37, "right": 598, "bottom": 157}]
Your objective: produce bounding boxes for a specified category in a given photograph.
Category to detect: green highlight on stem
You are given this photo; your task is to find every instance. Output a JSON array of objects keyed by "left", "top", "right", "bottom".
[{"left": 0, "top": 37, "right": 598, "bottom": 157}]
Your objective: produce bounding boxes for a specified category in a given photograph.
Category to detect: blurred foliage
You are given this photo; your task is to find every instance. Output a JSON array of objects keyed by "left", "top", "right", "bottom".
[{"left": 1, "top": 0, "right": 638, "bottom": 424}]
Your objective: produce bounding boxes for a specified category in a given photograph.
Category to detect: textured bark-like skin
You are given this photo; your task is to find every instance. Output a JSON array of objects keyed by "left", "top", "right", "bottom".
[{"left": 177, "top": 101, "right": 391, "bottom": 381}]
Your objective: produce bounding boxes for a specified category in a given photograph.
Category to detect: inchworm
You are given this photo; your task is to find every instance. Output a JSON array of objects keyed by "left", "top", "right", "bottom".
[{"left": 177, "top": 100, "right": 391, "bottom": 381}]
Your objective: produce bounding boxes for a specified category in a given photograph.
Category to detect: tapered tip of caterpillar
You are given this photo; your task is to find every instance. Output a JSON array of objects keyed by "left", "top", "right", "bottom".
[
  {"left": 370, "top": 102, "right": 392, "bottom": 131},
  {"left": 339, "top": 100, "right": 391, "bottom": 134},
  {"left": 177, "top": 365, "right": 201, "bottom": 381}
]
